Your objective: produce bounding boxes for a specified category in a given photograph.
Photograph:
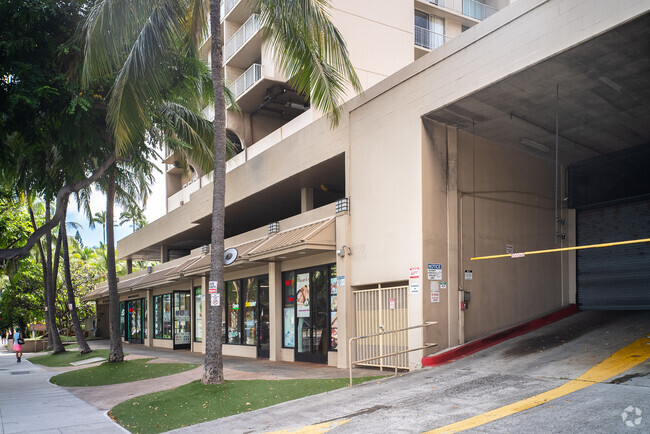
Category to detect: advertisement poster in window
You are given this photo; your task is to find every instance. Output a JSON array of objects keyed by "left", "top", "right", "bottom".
[
  {"left": 284, "top": 308, "right": 295, "bottom": 347},
  {"left": 330, "top": 312, "right": 338, "bottom": 349},
  {"left": 296, "top": 273, "right": 310, "bottom": 317}
]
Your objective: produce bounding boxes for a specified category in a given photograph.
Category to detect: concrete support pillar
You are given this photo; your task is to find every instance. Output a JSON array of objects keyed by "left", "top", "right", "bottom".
[
  {"left": 446, "top": 126, "right": 461, "bottom": 347},
  {"left": 335, "top": 211, "right": 352, "bottom": 369},
  {"left": 300, "top": 187, "right": 314, "bottom": 213},
  {"left": 160, "top": 245, "right": 169, "bottom": 263},
  {"left": 201, "top": 275, "right": 209, "bottom": 354},
  {"left": 126, "top": 259, "right": 133, "bottom": 275},
  {"left": 269, "top": 261, "right": 282, "bottom": 361},
  {"left": 146, "top": 289, "right": 153, "bottom": 347}
]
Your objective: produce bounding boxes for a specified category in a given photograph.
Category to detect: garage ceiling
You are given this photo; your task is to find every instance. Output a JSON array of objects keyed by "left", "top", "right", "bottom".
[{"left": 424, "top": 13, "right": 650, "bottom": 165}]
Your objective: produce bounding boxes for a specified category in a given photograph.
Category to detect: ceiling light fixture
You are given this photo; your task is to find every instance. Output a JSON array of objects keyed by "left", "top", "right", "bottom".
[{"left": 520, "top": 137, "right": 549, "bottom": 152}]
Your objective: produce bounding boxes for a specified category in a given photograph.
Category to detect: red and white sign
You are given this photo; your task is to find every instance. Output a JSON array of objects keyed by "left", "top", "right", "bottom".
[
  {"left": 208, "top": 281, "right": 218, "bottom": 294},
  {"left": 409, "top": 267, "right": 420, "bottom": 279},
  {"left": 389, "top": 298, "right": 396, "bottom": 310}
]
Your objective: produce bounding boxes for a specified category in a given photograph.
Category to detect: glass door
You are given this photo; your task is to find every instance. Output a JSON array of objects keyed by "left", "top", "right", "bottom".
[
  {"left": 173, "top": 291, "right": 191, "bottom": 349},
  {"left": 257, "top": 277, "right": 270, "bottom": 358},
  {"left": 124, "top": 299, "right": 144, "bottom": 344},
  {"left": 295, "top": 267, "right": 329, "bottom": 364}
]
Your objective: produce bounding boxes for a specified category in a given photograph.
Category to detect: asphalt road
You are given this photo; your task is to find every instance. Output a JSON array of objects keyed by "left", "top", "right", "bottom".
[{"left": 170, "top": 310, "right": 650, "bottom": 434}]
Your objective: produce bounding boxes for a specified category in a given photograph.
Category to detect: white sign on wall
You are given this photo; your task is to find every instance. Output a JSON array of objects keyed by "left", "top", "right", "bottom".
[
  {"left": 464, "top": 270, "right": 473, "bottom": 280},
  {"left": 210, "top": 293, "right": 220, "bottom": 307},
  {"left": 427, "top": 263, "right": 442, "bottom": 281}
]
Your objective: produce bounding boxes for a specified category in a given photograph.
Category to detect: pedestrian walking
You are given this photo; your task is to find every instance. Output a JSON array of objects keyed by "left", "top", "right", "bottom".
[
  {"left": 14, "top": 327, "right": 24, "bottom": 362},
  {"left": 1, "top": 330, "right": 6, "bottom": 345}
]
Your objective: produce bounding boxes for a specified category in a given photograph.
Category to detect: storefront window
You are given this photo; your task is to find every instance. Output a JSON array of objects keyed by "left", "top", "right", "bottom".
[
  {"left": 154, "top": 296, "right": 162, "bottom": 338},
  {"left": 329, "top": 264, "right": 338, "bottom": 350},
  {"left": 243, "top": 278, "right": 258, "bottom": 345},
  {"left": 282, "top": 271, "right": 295, "bottom": 348},
  {"left": 143, "top": 299, "right": 147, "bottom": 339},
  {"left": 120, "top": 301, "right": 125, "bottom": 338},
  {"left": 154, "top": 294, "right": 172, "bottom": 339},
  {"left": 194, "top": 287, "right": 203, "bottom": 342},
  {"left": 227, "top": 280, "right": 241, "bottom": 344}
]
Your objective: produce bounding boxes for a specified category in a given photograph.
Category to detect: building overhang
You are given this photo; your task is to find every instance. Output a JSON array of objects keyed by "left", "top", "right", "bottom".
[{"left": 422, "top": 12, "right": 650, "bottom": 166}]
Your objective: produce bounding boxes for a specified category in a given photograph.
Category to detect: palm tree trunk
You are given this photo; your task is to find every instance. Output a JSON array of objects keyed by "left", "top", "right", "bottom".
[
  {"left": 106, "top": 171, "right": 124, "bottom": 362},
  {"left": 203, "top": 0, "right": 226, "bottom": 385},
  {"left": 29, "top": 203, "right": 52, "bottom": 349},
  {"left": 45, "top": 198, "right": 65, "bottom": 354},
  {"left": 61, "top": 214, "right": 92, "bottom": 354}
]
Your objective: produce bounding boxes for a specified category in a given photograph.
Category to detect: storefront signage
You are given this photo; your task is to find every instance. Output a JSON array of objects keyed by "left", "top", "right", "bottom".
[
  {"left": 209, "top": 281, "right": 218, "bottom": 294},
  {"left": 175, "top": 333, "right": 191, "bottom": 344},
  {"left": 427, "top": 263, "right": 442, "bottom": 281},
  {"left": 296, "top": 273, "right": 310, "bottom": 317},
  {"left": 337, "top": 275, "right": 345, "bottom": 288}
]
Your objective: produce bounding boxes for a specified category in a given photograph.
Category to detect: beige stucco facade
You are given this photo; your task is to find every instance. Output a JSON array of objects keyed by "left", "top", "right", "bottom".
[{"left": 87, "top": 0, "right": 650, "bottom": 370}]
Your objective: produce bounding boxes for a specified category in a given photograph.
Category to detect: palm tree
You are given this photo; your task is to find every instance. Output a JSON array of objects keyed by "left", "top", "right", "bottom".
[
  {"left": 119, "top": 203, "right": 147, "bottom": 233},
  {"left": 89, "top": 210, "right": 107, "bottom": 245},
  {"left": 80, "top": 0, "right": 360, "bottom": 381},
  {"left": 203, "top": 0, "right": 362, "bottom": 384}
]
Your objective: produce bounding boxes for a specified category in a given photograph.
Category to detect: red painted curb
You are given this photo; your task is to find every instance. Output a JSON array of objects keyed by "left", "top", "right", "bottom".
[{"left": 422, "top": 304, "right": 578, "bottom": 367}]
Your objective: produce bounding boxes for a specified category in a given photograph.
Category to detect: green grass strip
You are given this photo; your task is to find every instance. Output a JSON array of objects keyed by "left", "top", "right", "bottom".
[
  {"left": 29, "top": 349, "right": 111, "bottom": 367},
  {"left": 50, "top": 358, "right": 198, "bottom": 387},
  {"left": 111, "top": 377, "right": 382, "bottom": 433}
]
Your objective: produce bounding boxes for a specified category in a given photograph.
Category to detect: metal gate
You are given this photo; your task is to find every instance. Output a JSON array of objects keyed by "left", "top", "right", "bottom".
[
  {"left": 354, "top": 285, "right": 409, "bottom": 369},
  {"left": 577, "top": 199, "right": 650, "bottom": 309}
]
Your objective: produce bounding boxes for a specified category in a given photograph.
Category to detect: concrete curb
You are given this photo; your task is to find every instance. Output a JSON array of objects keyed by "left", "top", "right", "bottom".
[{"left": 422, "top": 305, "right": 579, "bottom": 367}]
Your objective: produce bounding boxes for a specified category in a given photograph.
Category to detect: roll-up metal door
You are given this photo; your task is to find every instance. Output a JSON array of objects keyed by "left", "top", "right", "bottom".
[{"left": 576, "top": 199, "right": 650, "bottom": 310}]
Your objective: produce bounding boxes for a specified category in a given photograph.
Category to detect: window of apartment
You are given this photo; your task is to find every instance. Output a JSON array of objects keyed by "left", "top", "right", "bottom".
[
  {"left": 414, "top": 11, "right": 445, "bottom": 50},
  {"left": 194, "top": 287, "right": 203, "bottom": 342},
  {"left": 154, "top": 294, "right": 172, "bottom": 339}
]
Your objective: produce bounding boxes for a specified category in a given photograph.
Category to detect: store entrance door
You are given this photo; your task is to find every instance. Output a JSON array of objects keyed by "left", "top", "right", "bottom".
[
  {"left": 258, "top": 281, "right": 270, "bottom": 358},
  {"left": 173, "top": 291, "right": 191, "bottom": 350},
  {"left": 295, "top": 267, "right": 329, "bottom": 364},
  {"left": 125, "top": 299, "right": 145, "bottom": 344}
]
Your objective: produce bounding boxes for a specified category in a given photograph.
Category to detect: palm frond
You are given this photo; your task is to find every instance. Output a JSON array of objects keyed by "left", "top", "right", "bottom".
[{"left": 254, "top": 0, "right": 362, "bottom": 127}]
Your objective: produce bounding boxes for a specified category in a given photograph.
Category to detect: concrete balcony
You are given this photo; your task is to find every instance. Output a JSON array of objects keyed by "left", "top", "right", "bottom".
[
  {"left": 224, "top": 14, "right": 261, "bottom": 68},
  {"left": 462, "top": 0, "right": 497, "bottom": 20},
  {"left": 231, "top": 63, "right": 263, "bottom": 99},
  {"left": 414, "top": 26, "right": 451, "bottom": 50}
]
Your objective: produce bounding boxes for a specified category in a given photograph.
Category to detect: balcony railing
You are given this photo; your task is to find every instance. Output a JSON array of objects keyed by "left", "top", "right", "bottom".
[
  {"left": 426, "top": 0, "right": 445, "bottom": 6},
  {"left": 231, "top": 63, "right": 262, "bottom": 99},
  {"left": 224, "top": 14, "right": 260, "bottom": 61},
  {"left": 462, "top": 0, "right": 497, "bottom": 20},
  {"left": 414, "top": 26, "right": 451, "bottom": 50},
  {"left": 220, "top": 0, "right": 241, "bottom": 21}
]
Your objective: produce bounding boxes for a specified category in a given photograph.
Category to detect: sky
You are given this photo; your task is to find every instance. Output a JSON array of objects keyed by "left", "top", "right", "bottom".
[{"left": 65, "top": 159, "right": 167, "bottom": 249}]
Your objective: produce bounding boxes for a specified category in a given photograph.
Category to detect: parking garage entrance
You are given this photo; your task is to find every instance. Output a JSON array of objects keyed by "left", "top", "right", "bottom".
[{"left": 570, "top": 145, "right": 650, "bottom": 310}]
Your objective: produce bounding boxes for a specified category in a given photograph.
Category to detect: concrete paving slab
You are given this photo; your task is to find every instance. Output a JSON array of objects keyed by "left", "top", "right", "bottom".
[{"left": 0, "top": 350, "right": 126, "bottom": 434}]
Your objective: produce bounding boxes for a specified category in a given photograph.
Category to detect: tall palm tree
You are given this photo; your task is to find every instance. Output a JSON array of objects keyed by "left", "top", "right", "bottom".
[
  {"left": 89, "top": 210, "right": 107, "bottom": 245},
  {"left": 203, "top": 0, "right": 362, "bottom": 385},
  {"left": 80, "top": 0, "right": 360, "bottom": 381},
  {"left": 119, "top": 203, "right": 147, "bottom": 233}
]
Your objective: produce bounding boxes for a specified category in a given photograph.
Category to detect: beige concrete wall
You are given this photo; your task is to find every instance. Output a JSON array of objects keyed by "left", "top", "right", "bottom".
[{"left": 455, "top": 130, "right": 562, "bottom": 341}]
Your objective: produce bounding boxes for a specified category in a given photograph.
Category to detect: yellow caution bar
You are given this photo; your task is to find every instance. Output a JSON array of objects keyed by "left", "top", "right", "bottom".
[{"left": 471, "top": 238, "right": 650, "bottom": 261}]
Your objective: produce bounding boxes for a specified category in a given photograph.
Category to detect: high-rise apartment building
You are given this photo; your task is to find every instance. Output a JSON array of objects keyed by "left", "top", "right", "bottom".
[{"left": 86, "top": 0, "right": 650, "bottom": 370}]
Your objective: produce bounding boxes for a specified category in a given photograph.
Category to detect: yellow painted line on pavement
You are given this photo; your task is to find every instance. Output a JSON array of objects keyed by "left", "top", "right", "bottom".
[
  {"left": 264, "top": 419, "right": 351, "bottom": 434},
  {"left": 424, "top": 334, "right": 650, "bottom": 434}
]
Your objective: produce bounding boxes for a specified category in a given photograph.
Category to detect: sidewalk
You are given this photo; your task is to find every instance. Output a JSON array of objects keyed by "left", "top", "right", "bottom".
[{"left": 0, "top": 347, "right": 125, "bottom": 434}]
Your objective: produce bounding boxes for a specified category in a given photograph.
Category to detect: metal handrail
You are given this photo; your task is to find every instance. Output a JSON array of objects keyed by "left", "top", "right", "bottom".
[
  {"left": 231, "top": 63, "right": 262, "bottom": 99},
  {"left": 462, "top": 0, "right": 497, "bottom": 20},
  {"left": 414, "top": 26, "right": 451, "bottom": 50},
  {"left": 348, "top": 321, "right": 438, "bottom": 386},
  {"left": 224, "top": 14, "right": 260, "bottom": 61}
]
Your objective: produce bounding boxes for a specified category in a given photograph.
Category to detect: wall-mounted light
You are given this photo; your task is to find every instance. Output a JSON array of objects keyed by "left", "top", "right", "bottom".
[
  {"left": 520, "top": 137, "right": 550, "bottom": 152},
  {"left": 336, "top": 198, "right": 350, "bottom": 213},
  {"left": 268, "top": 221, "right": 280, "bottom": 234}
]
